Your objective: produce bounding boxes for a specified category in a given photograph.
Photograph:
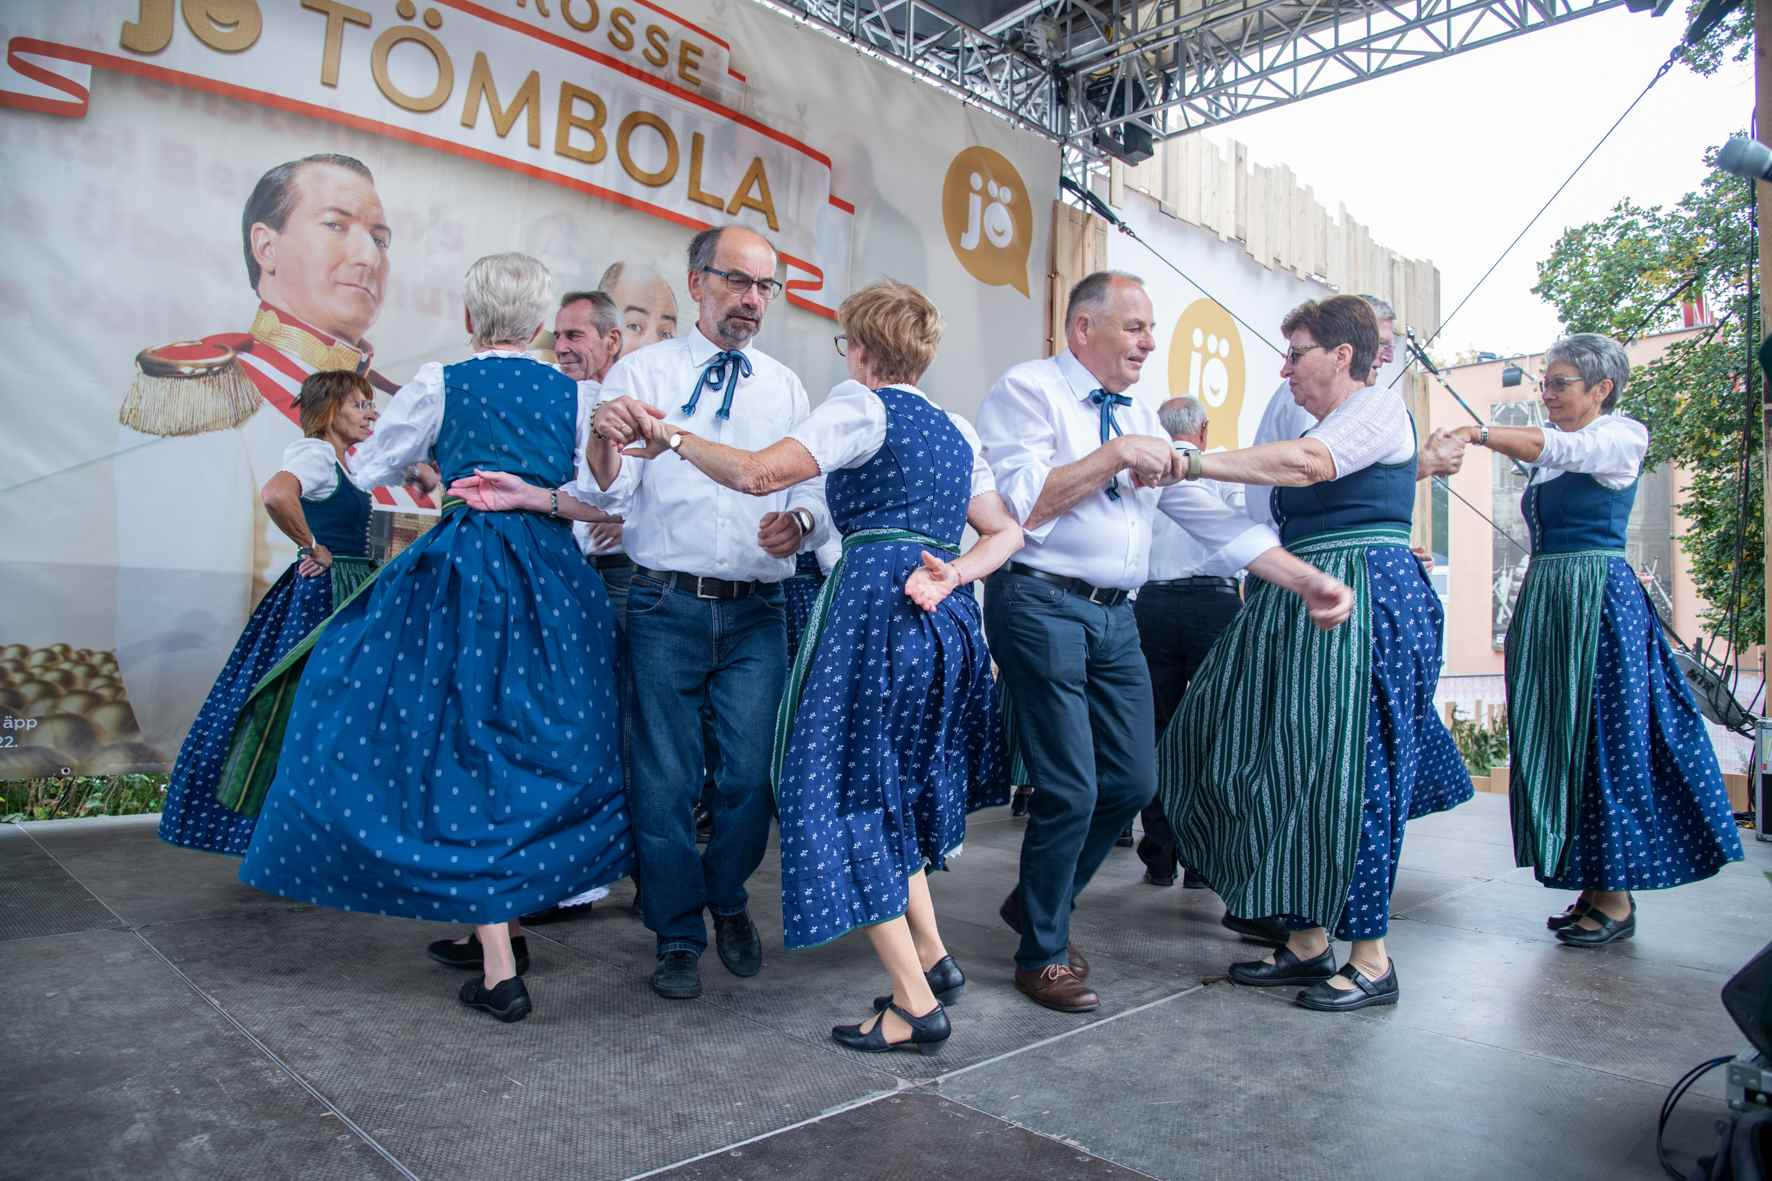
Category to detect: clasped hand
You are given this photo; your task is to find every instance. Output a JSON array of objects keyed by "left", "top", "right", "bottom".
[
  {"left": 1418, "top": 428, "right": 1469, "bottom": 478},
  {"left": 903, "top": 551, "right": 960, "bottom": 612},
  {"left": 1119, "top": 435, "right": 1185, "bottom": 488},
  {"left": 592, "top": 397, "right": 672, "bottom": 459}
]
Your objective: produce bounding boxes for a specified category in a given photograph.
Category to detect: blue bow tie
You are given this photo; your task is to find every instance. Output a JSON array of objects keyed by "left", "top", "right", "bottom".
[
  {"left": 682, "top": 349, "right": 753, "bottom": 419},
  {"left": 1090, "top": 388, "right": 1132, "bottom": 500}
]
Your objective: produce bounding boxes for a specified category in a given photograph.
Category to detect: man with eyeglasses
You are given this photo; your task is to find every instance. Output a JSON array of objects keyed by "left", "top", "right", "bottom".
[{"left": 582, "top": 224, "right": 830, "bottom": 1001}]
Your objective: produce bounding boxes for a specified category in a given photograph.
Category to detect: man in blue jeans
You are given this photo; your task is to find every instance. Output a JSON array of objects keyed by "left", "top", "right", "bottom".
[{"left": 586, "top": 225, "right": 829, "bottom": 999}]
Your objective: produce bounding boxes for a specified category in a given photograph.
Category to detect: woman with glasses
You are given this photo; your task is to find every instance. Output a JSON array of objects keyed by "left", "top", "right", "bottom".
[
  {"left": 617, "top": 279, "right": 1021, "bottom": 1055},
  {"left": 1157, "top": 294, "right": 1471, "bottom": 1012},
  {"left": 1451, "top": 334, "right": 1741, "bottom": 945},
  {"left": 157, "top": 370, "right": 381, "bottom": 856}
]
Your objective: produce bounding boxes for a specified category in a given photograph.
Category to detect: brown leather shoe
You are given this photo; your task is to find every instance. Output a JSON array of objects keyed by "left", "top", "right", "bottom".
[
  {"left": 1068, "top": 943, "right": 1089, "bottom": 982},
  {"left": 1015, "top": 964, "right": 1100, "bottom": 1012},
  {"left": 998, "top": 893, "right": 1089, "bottom": 981}
]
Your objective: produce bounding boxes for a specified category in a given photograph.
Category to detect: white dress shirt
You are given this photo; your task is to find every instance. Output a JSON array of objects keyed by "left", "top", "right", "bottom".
[
  {"left": 1246, "top": 385, "right": 1415, "bottom": 528},
  {"left": 977, "top": 350, "right": 1278, "bottom": 590},
  {"left": 577, "top": 325, "right": 830, "bottom": 583},
  {"left": 1147, "top": 442, "right": 1247, "bottom": 580},
  {"left": 570, "top": 378, "right": 623, "bottom": 557},
  {"left": 280, "top": 438, "right": 343, "bottom": 500},
  {"left": 787, "top": 380, "right": 995, "bottom": 499},
  {"left": 1530, "top": 414, "right": 1647, "bottom": 491}
]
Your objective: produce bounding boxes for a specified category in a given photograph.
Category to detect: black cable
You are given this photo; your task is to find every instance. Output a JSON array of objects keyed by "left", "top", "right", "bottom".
[{"left": 1657, "top": 1054, "right": 1735, "bottom": 1180}]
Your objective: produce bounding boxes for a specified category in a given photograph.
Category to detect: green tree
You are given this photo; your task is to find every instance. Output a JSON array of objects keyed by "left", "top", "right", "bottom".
[{"left": 1531, "top": 140, "right": 1761, "bottom": 647}]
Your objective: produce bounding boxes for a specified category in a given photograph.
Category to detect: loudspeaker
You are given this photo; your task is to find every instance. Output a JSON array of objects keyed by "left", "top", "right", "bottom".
[
  {"left": 1084, "top": 73, "right": 1154, "bottom": 166},
  {"left": 1725, "top": 941, "right": 1772, "bottom": 1059}
]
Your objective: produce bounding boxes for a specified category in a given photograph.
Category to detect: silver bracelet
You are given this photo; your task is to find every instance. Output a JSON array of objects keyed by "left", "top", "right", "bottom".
[{"left": 548, "top": 489, "right": 560, "bottom": 518}]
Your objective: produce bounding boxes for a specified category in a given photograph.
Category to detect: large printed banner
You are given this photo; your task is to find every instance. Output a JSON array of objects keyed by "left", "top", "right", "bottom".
[{"left": 0, "top": 0, "right": 1057, "bottom": 777}]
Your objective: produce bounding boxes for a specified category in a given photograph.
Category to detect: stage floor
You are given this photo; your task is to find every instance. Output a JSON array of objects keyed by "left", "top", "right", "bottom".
[{"left": 5, "top": 794, "right": 1769, "bottom": 1180}]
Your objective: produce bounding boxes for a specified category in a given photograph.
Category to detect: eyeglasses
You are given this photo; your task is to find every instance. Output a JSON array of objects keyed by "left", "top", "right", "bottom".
[
  {"left": 702, "top": 266, "right": 781, "bottom": 300},
  {"left": 1542, "top": 376, "right": 1585, "bottom": 394},
  {"left": 347, "top": 400, "right": 375, "bottom": 412},
  {"left": 1284, "top": 344, "right": 1325, "bottom": 366},
  {"left": 833, "top": 334, "right": 848, "bottom": 356}
]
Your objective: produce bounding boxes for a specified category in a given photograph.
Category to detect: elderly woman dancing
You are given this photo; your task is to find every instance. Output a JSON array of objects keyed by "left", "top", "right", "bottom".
[
  {"left": 159, "top": 370, "right": 379, "bottom": 855},
  {"left": 234, "top": 253, "right": 633, "bottom": 1023},
  {"left": 1451, "top": 333, "right": 1742, "bottom": 944},
  {"left": 1158, "top": 294, "right": 1472, "bottom": 1012}
]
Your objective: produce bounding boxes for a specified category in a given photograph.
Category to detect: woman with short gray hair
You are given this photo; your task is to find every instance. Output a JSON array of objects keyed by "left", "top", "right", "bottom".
[
  {"left": 233, "top": 253, "right": 633, "bottom": 1022},
  {"left": 1452, "top": 333, "right": 1741, "bottom": 945}
]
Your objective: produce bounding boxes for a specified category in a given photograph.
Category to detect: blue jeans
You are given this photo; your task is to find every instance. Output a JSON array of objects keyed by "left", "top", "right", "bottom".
[
  {"left": 984, "top": 569, "right": 1155, "bottom": 970},
  {"left": 594, "top": 558, "right": 633, "bottom": 629},
  {"left": 624, "top": 574, "right": 785, "bottom": 955}
]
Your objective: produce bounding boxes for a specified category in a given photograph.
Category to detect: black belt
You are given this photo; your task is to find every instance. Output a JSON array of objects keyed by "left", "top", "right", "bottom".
[
  {"left": 635, "top": 565, "right": 760, "bottom": 600},
  {"left": 1144, "top": 575, "right": 1237, "bottom": 592},
  {"left": 591, "top": 554, "right": 634, "bottom": 572},
  {"left": 1006, "top": 562, "right": 1130, "bottom": 607}
]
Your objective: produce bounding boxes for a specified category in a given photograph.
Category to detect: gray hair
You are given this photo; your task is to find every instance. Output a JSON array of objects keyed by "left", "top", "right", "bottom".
[
  {"left": 1066, "top": 270, "right": 1144, "bottom": 327},
  {"left": 559, "top": 289, "right": 620, "bottom": 336},
  {"left": 465, "top": 252, "right": 552, "bottom": 349},
  {"left": 1358, "top": 293, "right": 1397, "bottom": 324},
  {"left": 1158, "top": 396, "right": 1208, "bottom": 439},
  {"left": 1544, "top": 332, "right": 1630, "bottom": 410}
]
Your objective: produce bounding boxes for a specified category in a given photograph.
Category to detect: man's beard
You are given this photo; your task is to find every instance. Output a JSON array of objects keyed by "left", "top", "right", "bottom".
[{"left": 717, "top": 313, "right": 760, "bottom": 345}]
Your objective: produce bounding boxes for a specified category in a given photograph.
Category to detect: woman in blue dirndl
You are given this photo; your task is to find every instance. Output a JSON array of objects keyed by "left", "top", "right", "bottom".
[
  {"left": 158, "top": 371, "right": 380, "bottom": 855},
  {"left": 617, "top": 280, "right": 1021, "bottom": 1055},
  {"left": 1452, "top": 333, "right": 1742, "bottom": 945},
  {"left": 236, "top": 254, "right": 632, "bottom": 1023}
]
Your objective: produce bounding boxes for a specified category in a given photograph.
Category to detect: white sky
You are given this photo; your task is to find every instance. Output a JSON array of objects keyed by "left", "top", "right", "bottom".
[{"left": 1197, "top": 6, "right": 1753, "bottom": 358}]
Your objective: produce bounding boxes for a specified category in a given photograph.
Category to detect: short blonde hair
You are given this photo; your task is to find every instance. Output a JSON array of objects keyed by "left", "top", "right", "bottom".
[
  {"left": 839, "top": 280, "right": 943, "bottom": 386},
  {"left": 465, "top": 252, "right": 552, "bottom": 349}
]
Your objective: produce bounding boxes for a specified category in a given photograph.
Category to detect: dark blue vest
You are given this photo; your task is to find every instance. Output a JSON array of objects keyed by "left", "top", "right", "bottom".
[
  {"left": 1523, "top": 472, "right": 1636, "bottom": 555},
  {"left": 1270, "top": 427, "right": 1417, "bottom": 547},
  {"left": 302, "top": 462, "right": 372, "bottom": 557}
]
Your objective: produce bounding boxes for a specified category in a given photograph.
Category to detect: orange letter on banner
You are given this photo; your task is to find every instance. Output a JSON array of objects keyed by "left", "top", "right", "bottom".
[
  {"left": 371, "top": 23, "right": 454, "bottom": 113},
  {"left": 122, "top": 0, "right": 174, "bottom": 54},
  {"left": 642, "top": 25, "right": 669, "bottom": 69},
  {"left": 726, "top": 157, "right": 780, "bottom": 231},
  {"left": 677, "top": 42, "right": 704, "bottom": 88},
  {"left": 617, "top": 112, "right": 678, "bottom": 188},
  {"left": 608, "top": 8, "right": 636, "bottom": 52},
  {"left": 556, "top": 82, "right": 608, "bottom": 165},
  {"left": 302, "top": 0, "right": 372, "bottom": 88},
  {"left": 183, "top": 0, "right": 263, "bottom": 53},
  {"left": 462, "top": 53, "right": 542, "bottom": 148},
  {"left": 685, "top": 133, "right": 725, "bottom": 212}
]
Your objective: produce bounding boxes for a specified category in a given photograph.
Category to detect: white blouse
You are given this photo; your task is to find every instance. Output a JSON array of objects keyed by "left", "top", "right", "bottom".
[
  {"left": 1530, "top": 414, "right": 1647, "bottom": 491},
  {"left": 345, "top": 349, "right": 537, "bottom": 490},
  {"left": 1246, "top": 385, "right": 1415, "bottom": 528},
  {"left": 787, "top": 381, "right": 996, "bottom": 499},
  {"left": 280, "top": 438, "right": 342, "bottom": 500}
]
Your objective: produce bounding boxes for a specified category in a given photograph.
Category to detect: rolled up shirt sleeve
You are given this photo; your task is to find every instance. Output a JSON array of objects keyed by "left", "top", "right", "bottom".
[
  {"left": 281, "top": 437, "right": 339, "bottom": 500},
  {"left": 976, "top": 374, "right": 1060, "bottom": 542},
  {"left": 574, "top": 354, "right": 649, "bottom": 514},
  {"left": 347, "top": 362, "right": 443, "bottom": 490},
  {"left": 1157, "top": 480, "right": 1281, "bottom": 572},
  {"left": 1534, "top": 415, "right": 1647, "bottom": 491}
]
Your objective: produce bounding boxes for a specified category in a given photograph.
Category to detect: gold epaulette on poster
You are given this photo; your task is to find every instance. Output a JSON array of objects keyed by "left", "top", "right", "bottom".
[{"left": 119, "top": 341, "right": 259, "bottom": 436}]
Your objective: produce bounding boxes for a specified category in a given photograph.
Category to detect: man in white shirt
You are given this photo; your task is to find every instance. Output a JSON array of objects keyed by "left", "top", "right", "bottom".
[
  {"left": 586, "top": 225, "right": 830, "bottom": 1001},
  {"left": 977, "top": 271, "right": 1353, "bottom": 1013},
  {"left": 556, "top": 290, "right": 634, "bottom": 618},
  {"left": 1130, "top": 396, "right": 1245, "bottom": 890}
]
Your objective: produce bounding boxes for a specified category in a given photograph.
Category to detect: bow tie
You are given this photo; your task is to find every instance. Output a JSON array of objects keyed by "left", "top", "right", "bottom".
[
  {"left": 682, "top": 349, "right": 754, "bottom": 419},
  {"left": 1090, "top": 388, "right": 1132, "bottom": 500}
]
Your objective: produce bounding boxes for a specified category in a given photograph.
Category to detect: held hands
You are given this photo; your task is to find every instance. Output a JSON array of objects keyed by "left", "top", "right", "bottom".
[
  {"left": 1302, "top": 571, "right": 1355, "bottom": 631},
  {"left": 589, "top": 520, "right": 623, "bottom": 550},
  {"left": 297, "top": 542, "right": 333, "bottom": 578},
  {"left": 757, "top": 511, "right": 804, "bottom": 558},
  {"left": 1118, "top": 435, "right": 1178, "bottom": 489},
  {"left": 1418, "top": 428, "right": 1467, "bottom": 479},
  {"left": 404, "top": 461, "right": 441, "bottom": 494},
  {"left": 593, "top": 397, "right": 669, "bottom": 455},
  {"left": 904, "top": 550, "right": 962, "bottom": 612},
  {"left": 446, "top": 469, "right": 547, "bottom": 513}
]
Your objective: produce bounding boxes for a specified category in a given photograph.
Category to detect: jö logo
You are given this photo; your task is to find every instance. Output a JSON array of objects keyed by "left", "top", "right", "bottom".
[
  {"left": 941, "top": 146, "right": 1031, "bottom": 296},
  {"left": 1167, "top": 299, "right": 1247, "bottom": 446}
]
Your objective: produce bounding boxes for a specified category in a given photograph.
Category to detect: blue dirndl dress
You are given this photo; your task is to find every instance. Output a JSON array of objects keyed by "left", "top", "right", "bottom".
[
  {"left": 782, "top": 551, "right": 825, "bottom": 666},
  {"left": 773, "top": 387, "right": 1008, "bottom": 949},
  {"left": 238, "top": 355, "right": 633, "bottom": 923},
  {"left": 1505, "top": 471, "right": 1742, "bottom": 890},
  {"left": 158, "top": 463, "right": 374, "bottom": 855}
]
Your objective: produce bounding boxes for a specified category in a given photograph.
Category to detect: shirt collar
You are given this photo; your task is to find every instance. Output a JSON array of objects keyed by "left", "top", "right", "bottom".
[
  {"left": 688, "top": 323, "right": 754, "bottom": 366},
  {"left": 251, "top": 301, "right": 372, "bottom": 373},
  {"left": 1054, "top": 349, "right": 1117, "bottom": 401}
]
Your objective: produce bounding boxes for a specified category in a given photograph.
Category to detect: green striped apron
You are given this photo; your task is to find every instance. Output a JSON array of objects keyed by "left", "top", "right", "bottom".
[
  {"left": 770, "top": 527, "right": 960, "bottom": 790},
  {"left": 1503, "top": 547, "right": 1620, "bottom": 878},
  {"left": 1159, "top": 525, "right": 1404, "bottom": 928}
]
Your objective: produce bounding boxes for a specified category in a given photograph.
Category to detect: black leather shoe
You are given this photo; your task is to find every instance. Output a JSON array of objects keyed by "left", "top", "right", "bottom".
[
  {"left": 833, "top": 1002, "right": 951, "bottom": 1056},
  {"left": 694, "top": 802, "right": 713, "bottom": 845},
  {"left": 873, "top": 955, "right": 966, "bottom": 1011},
  {"left": 1545, "top": 897, "right": 1592, "bottom": 931},
  {"left": 999, "top": 893, "right": 1088, "bottom": 981},
  {"left": 1181, "top": 868, "right": 1209, "bottom": 890},
  {"left": 1228, "top": 945, "right": 1336, "bottom": 987},
  {"left": 1115, "top": 824, "right": 1136, "bottom": 848},
  {"left": 1556, "top": 902, "right": 1636, "bottom": 947},
  {"left": 459, "top": 975, "right": 532, "bottom": 1022},
  {"left": 713, "top": 910, "right": 763, "bottom": 977},
  {"left": 1221, "top": 912, "right": 1288, "bottom": 948},
  {"left": 1295, "top": 961, "right": 1399, "bottom": 1011},
  {"left": 1142, "top": 867, "right": 1176, "bottom": 887},
  {"left": 651, "top": 950, "right": 702, "bottom": 998},
  {"left": 427, "top": 933, "right": 530, "bottom": 976},
  {"left": 1010, "top": 788, "right": 1030, "bottom": 819}
]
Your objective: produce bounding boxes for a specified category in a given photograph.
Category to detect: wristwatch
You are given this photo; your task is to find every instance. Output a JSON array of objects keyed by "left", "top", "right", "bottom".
[
  {"left": 668, "top": 431, "right": 686, "bottom": 454},
  {"left": 1477, "top": 426, "right": 1490, "bottom": 447},
  {"left": 791, "top": 507, "right": 815, "bottom": 536}
]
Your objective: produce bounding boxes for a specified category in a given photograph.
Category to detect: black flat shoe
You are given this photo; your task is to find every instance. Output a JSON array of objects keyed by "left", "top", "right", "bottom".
[
  {"left": 1556, "top": 903, "right": 1636, "bottom": 947},
  {"left": 1228, "top": 945, "right": 1337, "bottom": 987},
  {"left": 1295, "top": 961, "right": 1399, "bottom": 1012},
  {"left": 1181, "top": 868, "right": 1209, "bottom": 890},
  {"left": 1142, "top": 868, "right": 1176, "bottom": 888},
  {"left": 833, "top": 1002, "right": 950, "bottom": 1056},
  {"left": 1010, "top": 788, "right": 1030, "bottom": 819},
  {"left": 1115, "top": 824, "right": 1136, "bottom": 848},
  {"left": 873, "top": 955, "right": 966, "bottom": 1011},
  {"left": 459, "top": 975, "right": 531, "bottom": 1023},
  {"left": 521, "top": 902, "right": 595, "bottom": 926},
  {"left": 1545, "top": 897, "right": 1592, "bottom": 931},
  {"left": 1221, "top": 912, "right": 1289, "bottom": 948},
  {"left": 427, "top": 933, "right": 530, "bottom": 976},
  {"left": 651, "top": 950, "right": 702, "bottom": 998},
  {"left": 713, "top": 910, "right": 762, "bottom": 977}
]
